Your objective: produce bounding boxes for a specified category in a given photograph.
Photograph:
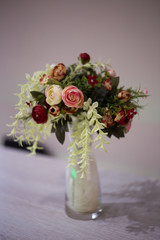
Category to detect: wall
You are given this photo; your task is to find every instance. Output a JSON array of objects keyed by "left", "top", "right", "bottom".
[{"left": 1, "top": 0, "right": 160, "bottom": 178}]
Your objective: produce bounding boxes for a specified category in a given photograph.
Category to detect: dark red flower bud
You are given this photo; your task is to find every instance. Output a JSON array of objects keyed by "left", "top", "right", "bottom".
[
  {"left": 32, "top": 105, "right": 48, "bottom": 124},
  {"left": 79, "top": 53, "right": 90, "bottom": 64}
]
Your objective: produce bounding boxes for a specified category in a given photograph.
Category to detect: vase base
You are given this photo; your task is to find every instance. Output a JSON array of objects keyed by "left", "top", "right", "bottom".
[{"left": 65, "top": 205, "right": 103, "bottom": 220}]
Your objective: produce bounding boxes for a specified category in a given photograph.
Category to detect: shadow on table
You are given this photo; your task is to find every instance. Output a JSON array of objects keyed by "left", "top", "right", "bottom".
[
  {"left": 100, "top": 180, "right": 160, "bottom": 235},
  {"left": 2, "top": 136, "right": 53, "bottom": 156}
]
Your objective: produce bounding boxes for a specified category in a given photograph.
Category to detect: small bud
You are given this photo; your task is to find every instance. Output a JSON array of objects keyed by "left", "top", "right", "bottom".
[{"left": 79, "top": 53, "right": 90, "bottom": 64}]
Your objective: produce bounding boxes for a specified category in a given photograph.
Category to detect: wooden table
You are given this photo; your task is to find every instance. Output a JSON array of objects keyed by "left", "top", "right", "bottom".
[{"left": 0, "top": 146, "right": 160, "bottom": 240}]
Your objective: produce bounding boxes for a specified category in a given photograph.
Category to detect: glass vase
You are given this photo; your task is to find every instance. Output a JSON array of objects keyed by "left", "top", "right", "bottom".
[{"left": 65, "top": 140, "right": 103, "bottom": 220}]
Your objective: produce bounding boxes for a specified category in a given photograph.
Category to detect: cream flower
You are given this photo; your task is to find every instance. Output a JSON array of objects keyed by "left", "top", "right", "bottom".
[{"left": 45, "top": 85, "right": 62, "bottom": 105}]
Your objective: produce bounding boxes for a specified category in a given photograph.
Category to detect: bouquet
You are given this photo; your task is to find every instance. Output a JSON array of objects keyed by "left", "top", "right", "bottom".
[{"left": 8, "top": 53, "right": 148, "bottom": 176}]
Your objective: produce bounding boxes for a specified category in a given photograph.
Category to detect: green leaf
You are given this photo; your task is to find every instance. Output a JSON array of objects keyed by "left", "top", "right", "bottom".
[
  {"left": 53, "top": 116, "right": 72, "bottom": 144},
  {"left": 55, "top": 122, "right": 65, "bottom": 144},
  {"left": 111, "top": 77, "right": 119, "bottom": 89},
  {"left": 51, "top": 124, "right": 56, "bottom": 133},
  {"left": 62, "top": 76, "right": 69, "bottom": 87},
  {"left": 81, "top": 75, "right": 88, "bottom": 82},
  {"left": 113, "top": 127, "right": 125, "bottom": 138},
  {"left": 30, "top": 91, "right": 45, "bottom": 99},
  {"left": 52, "top": 80, "right": 62, "bottom": 86},
  {"left": 63, "top": 120, "right": 69, "bottom": 132},
  {"left": 104, "top": 125, "right": 125, "bottom": 138},
  {"left": 18, "top": 114, "right": 32, "bottom": 120},
  {"left": 30, "top": 91, "right": 45, "bottom": 105}
]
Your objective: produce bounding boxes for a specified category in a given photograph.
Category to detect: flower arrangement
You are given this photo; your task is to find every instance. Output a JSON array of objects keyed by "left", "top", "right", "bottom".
[{"left": 8, "top": 53, "right": 148, "bottom": 177}]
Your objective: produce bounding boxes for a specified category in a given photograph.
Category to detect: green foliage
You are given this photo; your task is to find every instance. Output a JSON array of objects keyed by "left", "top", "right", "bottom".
[
  {"left": 111, "top": 77, "right": 119, "bottom": 89},
  {"left": 103, "top": 125, "right": 125, "bottom": 138},
  {"left": 30, "top": 91, "right": 45, "bottom": 105},
  {"left": 51, "top": 115, "right": 71, "bottom": 144}
]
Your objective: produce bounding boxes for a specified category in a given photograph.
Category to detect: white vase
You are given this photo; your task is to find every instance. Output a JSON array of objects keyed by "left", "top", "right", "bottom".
[{"left": 65, "top": 134, "right": 103, "bottom": 220}]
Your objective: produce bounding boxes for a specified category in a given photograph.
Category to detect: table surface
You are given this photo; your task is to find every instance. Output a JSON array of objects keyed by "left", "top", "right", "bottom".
[{"left": 0, "top": 146, "right": 160, "bottom": 240}]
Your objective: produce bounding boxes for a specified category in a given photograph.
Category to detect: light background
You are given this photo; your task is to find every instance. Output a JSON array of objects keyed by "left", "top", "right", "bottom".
[{"left": 1, "top": 0, "right": 160, "bottom": 178}]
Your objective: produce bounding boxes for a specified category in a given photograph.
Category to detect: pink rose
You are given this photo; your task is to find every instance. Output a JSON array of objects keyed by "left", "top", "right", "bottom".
[
  {"left": 62, "top": 86, "right": 84, "bottom": 108},
  {"left": 108, "top": 69, "right": 116, "bottom": 77}
]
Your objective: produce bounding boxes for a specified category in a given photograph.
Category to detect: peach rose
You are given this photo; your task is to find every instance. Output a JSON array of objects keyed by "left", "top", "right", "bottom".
[
  {"left": 102, "top": 108, "right": 114, "bottom": 128},
  {"left": 50, "top": 63, "right": 66, "bottom": 81},
  {"left": 45, "top": 85, "right": 62, "bottom": 105},
  {"left": 118, "top": 90, "right": 130, "bottom": 102},
  {"left": 62, "top": 86, "right": 84, "bottom": 108}
]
